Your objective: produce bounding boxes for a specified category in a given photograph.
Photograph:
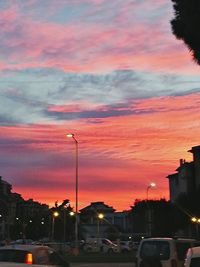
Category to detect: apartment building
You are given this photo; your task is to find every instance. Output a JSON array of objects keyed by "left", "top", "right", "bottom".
[
  {"left": 167, "top": 145, "right": 200, "bottom": 202},
  {"left": 0, "top": 176, "right": 48, "bottom": 241}
]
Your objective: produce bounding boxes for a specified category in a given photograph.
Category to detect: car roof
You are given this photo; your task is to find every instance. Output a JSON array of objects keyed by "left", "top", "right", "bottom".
[{"left": 0, "top": 245, "right": 53, "bottom": 253}]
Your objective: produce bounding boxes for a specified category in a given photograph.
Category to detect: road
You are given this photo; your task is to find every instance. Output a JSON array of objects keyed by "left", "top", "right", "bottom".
[{"left": 71, "top": 263, "right": 135, "bottom": 267}]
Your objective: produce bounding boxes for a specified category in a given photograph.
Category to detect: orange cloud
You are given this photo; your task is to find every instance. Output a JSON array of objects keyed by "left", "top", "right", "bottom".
[{"left": 1, "top": 93, "right": 199, "bottom": 210}]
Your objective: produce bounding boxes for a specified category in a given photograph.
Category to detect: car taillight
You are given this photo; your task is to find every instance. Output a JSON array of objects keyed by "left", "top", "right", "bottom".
[{"left": 25, "top": 253, "right": 33, "bottom": 264}]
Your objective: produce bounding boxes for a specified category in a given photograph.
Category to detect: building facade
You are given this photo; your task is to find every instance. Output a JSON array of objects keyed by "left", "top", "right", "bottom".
[
  {"left": 167, "top": 145, "right": 200, "bottom": 202},
  {"left": 0, "top": 176, "right": 14, "bottom": 240},
  {"left": 0, "top": 176, "right": 49, "bottom": 241},
  {"left": 79, "top": 201, "right": 131, "bottom": 240}
]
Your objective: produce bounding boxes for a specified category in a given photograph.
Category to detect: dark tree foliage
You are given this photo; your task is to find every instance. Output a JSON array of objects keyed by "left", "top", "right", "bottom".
[
  {"left": 131, "top": 199, "right": 188, "bottom": 236},
  {"left": 171, "top": 0, "right": 200, "bottom": 65},
  {"left": 176, "top": 186, "right": 200, "bottom": 217},
  {"left": 51, "top": 200, "right": 75, "bottom": 241}
]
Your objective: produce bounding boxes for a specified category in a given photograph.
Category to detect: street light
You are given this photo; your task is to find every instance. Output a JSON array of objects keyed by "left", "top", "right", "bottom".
[
  {"left": 97, "top": 214, "right": 120, "bottom": 240},
  {"left": 191, "top": 217, "right": 198, "bottom": 223},
  {"left": 70, "top": 211, "right": 75, "bottom": 216},
  {"left": 98, "top": 213, "right": 104, "bottom": 220},
  {"left": 52, "top": 211, "right": 59, "bottom": 241},
  {"left": 97, "top": 213, "right": 104, "bottom": 239},
  {"left": 146, "top": 182, "right": 156, "bottom": 237},
  {"left": 146, "top": 182, "right": 156, "bottom": 199},
  {"left": 191, "top": 217, "right": 200, "bottom": 237},
  {"left": 66, "top": 133, "right": 79, "bottom": 253}
]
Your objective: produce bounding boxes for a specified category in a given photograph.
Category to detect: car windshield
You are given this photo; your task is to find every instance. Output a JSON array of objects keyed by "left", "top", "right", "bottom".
[
  {"left": 0, "top": 249, "right": 28, "bottom": 263},
  {"left": 190, "top": 257, "right": 200, "bottom": 267},
  {"left": 140, "top": 241, "right": 170, "bottom": 260}
]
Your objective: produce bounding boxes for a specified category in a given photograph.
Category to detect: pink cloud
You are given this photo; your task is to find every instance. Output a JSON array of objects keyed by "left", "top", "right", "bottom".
[
  {"left": 0, "top": 9, "right": 18, "bottom": 24},
  {"left": 47, "top": 102, "right": 99, "bottom": 113},
  {"left": 0, "top": 2, "right": 198, "bottom": 75}
]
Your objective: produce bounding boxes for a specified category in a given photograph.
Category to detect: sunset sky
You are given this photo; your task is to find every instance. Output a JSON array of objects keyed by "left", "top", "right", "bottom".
[{"left": 1, "top": 0, "right": 200, "bottom": 211}]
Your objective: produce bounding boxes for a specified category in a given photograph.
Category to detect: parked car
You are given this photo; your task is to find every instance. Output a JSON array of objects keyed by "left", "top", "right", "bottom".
[
  {"left": 136, "top": 237, "right": 200, "bottom": 267},
  {"left": 83, "top": 238, "right": 118, "bottom": 253},
  {"left": 119, "top": 241, "right": 133, "bottom": 253},
  {"left": 184, "top": 246, "right": 200, "bottom": 267},
  {"left": 0, "top": 244, "right": 69, "bottom": 266},
  {"left": 42, "top": 242, "right": 71, "bottom": 253},
  {"left": 11, "top": 239, "right": 34, "bottom": 245}
]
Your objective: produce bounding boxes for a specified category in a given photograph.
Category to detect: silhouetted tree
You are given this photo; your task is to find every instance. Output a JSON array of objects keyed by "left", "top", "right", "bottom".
[
  {"left": 171, "top": 0, "right": 200, "bottom": 65},
  {"left": 50, "top": 200, "right": 75, "bottom": 241},
  {"left": 176, "top": 187, "right": 200, "bottom": 216},
  {"left": 131, "top": 199, "right": 187, "bottom": 236}
]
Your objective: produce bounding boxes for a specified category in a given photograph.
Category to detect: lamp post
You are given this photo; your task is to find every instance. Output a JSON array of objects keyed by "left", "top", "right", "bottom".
[
  {"left": 97, "top": 214, "right": 120, "bottom": 241},
  {"left": 146, "top": 182, "right": 156, "bottom": 199},
  {"left": 191, "top": 217, "right": 200, "bottom": 237},
  {"left": 52, "top": 211, "right": 59, "bottom": 241},
  {"left": 66, "top": 133, "right": 79, "bottom": 253},
  {"left": 146, "top": 182, "right": 156, "bottom": 237},
  {"left": 97, "top": 213, "right": 104, "bottom": 240}
]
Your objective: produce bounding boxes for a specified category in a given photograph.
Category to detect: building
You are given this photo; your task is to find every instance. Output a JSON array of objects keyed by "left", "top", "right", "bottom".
[
  {"left": 167, "top": 145, "right": 200, "bottom": 202},
  {"left": 0, "top": 176, "right": 14, "bottom": 240},
  {"left": 0, "top": 176, "right": 49, "bottom": 241},
  {"left": 79, "top": 201, "right": 131, "bottom": 240}
]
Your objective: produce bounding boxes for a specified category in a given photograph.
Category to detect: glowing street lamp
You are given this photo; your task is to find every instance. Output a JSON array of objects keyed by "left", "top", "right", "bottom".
[
  {"left": 146, "top": 182, "right": 156, "bottom": 237},
  {"left": 52, "top": 211, "right": 59, "bottom": 240},
  {"left": 66, "top": 133, "right": 79, "bottom": 253},
  {"left": 146, "top": 182, "right": 156, "bottom": 199},
  {"left": 191, "top": 217, "right": 197, "bottom": 223},
  {"left": 98, "top": 213, "right": 104, "bottom": 220},
  {"left": 97, "top": 213, "right": 104, "bottom": 239}
]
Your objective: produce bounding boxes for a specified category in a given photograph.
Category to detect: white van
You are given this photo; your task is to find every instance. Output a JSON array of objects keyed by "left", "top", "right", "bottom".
[{"left": 136, "top": 237, "right": 199, "bottom": 267}]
